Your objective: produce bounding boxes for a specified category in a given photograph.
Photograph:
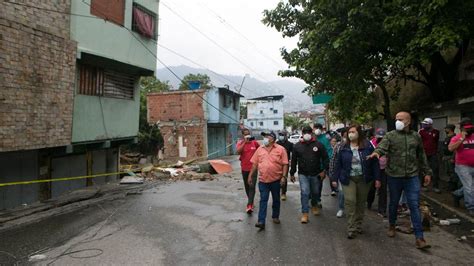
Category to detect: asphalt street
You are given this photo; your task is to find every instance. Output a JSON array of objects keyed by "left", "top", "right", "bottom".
[{"left": 0, "top": 157, "right": 473, "bottom": 265}]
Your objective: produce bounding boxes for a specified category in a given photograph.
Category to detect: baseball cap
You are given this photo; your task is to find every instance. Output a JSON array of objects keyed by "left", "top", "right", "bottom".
[
  {"left": 422, "top": 118, "right": 433, "bottom": 125},
  {"left": 302, "top": 126, "right": 313, "bottom": 133},
  {"left": 460, "top": 118, "right": 474, "bottom": 129},
  {"left": 261, "top": 131, "right": 276, "bottom": 139},
  {"left": 314, "top": 123, "right": 323, "bottom": 129},
  {"left": 375, "top": 128, "right": 386, "bottom": 138},
  {"left": 445, "top": 124, "right": 455, "bottom": 131}
]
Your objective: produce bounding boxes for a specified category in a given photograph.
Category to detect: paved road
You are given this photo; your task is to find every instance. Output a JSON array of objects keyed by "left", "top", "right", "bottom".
[{"left": 1, "top": 157, "right": 473, "bottom": 265}]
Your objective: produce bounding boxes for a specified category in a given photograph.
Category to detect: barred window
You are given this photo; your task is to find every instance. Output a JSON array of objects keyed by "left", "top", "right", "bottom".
[{"left": 78, "top": 64, "right": 135, "bottom": 100}]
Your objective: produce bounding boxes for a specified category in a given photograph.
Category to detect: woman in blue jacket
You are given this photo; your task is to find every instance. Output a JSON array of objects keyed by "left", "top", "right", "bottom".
[{"left": 335, "top": 124, "right": 380, "bottom": 239}]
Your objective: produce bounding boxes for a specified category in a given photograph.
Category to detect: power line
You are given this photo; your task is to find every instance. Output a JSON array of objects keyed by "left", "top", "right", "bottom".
[
  {"left": 160, "top": 1, "right": 273, "bottom": 84},
  {"left": 198, "top": 2, "right": 286, "bottom": 69},
  {"left": 157, "top": 43, "right": 257, "bottom": 96},
  {"left": 80, "top": 0, "right": 246, "bottom": 127},
  {"left": 160, "top": 1, "right": 306, "bottom": 106}
]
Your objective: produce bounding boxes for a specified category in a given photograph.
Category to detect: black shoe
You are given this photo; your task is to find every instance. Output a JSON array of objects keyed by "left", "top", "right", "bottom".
[
  {"left": 347, "top": 232, "right": 356, "bottom": 239},
  {"left": 255, "top": 223, "right": 265, "bottom": 230}
]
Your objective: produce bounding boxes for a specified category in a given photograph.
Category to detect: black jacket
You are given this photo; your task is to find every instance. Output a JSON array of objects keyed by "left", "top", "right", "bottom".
[
  {"left": 276, "top": 140, "right": 293, "bottom": 161},
  {"left": 290, "top": 138, "right": 329, "bottom": 176}
]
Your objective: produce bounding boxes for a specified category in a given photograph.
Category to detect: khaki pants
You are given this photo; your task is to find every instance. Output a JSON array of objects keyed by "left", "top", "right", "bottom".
[{"left": 343, "top": 175, "right": 372, "bottom": 233}]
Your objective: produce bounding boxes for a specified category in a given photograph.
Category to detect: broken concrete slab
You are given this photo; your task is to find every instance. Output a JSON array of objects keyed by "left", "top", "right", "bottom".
[{"left": 120, "top": 176, "right": 144, "bottom": 184}]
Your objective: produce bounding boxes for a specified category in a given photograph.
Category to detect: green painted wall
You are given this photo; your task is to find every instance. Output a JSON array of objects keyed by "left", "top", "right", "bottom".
[
  {"left": 72, "top": 88, "right": 140, "bottom": 143},
  {"left": 70, "top": 0, "right": 159, "bottom": 71},
  {"left": 70, "top": 0, "right": 158, "bottom": 143}
]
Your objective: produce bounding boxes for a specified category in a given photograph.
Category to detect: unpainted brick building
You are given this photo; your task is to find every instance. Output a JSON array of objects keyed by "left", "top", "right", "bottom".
[{"left": 147, "top": 87, "right": 242, "bottom": 161}]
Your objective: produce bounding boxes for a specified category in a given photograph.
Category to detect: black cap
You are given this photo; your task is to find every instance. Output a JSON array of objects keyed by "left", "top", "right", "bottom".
[
  {"left": 314, "top": 123, "right": 323, "bottom": 129},
  {"left": 302, "top": 126, "right": 313, "bottom": 133},
  {"left": 261, "top": 131, "right": 276, "bottom": 139},
  {"left": 445, "top": 124, "right": 455, "bottom": 131}
]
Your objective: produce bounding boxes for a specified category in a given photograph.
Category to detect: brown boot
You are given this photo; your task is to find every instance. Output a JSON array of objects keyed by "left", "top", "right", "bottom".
[
  {"left": 387, "top": 225, "right": 396, "bottom": 237},
  {"left": 301, "top": 213, "right": 309, "bottom": 224},
  {"left": 416, "top": 238, "right": 431, "bottom": 250},
  {"left": 311, "top": 206, "right": 320, "bottom": 216}
]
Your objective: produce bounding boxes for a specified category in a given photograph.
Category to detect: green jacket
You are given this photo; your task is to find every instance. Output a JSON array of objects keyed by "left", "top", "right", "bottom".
[{"left": 374, "top": 130, "right": 432, "bottom": 178}]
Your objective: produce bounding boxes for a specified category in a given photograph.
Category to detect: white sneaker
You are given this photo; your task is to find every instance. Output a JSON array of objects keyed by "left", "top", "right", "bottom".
[{"left": 336, "top": 210, "right": 344, "bottom": 218}]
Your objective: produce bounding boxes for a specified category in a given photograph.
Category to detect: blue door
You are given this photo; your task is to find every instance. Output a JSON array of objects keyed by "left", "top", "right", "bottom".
[{"left": 207, "top": 126, "right": 226, "bottom": 159}]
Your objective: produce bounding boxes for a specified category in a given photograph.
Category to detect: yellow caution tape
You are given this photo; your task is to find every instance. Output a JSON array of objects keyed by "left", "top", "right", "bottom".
[{"left": 0, "top": 171, "right": 131, "bottom": 187}]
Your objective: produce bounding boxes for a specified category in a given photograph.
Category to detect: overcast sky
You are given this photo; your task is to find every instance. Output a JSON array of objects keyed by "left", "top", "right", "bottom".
[{"left": 157, "top": 0, "right": 299, "bottom": 82}]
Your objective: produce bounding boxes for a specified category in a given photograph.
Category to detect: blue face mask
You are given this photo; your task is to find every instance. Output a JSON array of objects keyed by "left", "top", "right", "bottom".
[{"left": 263, "top": 137, "right": 270, "bottom": 146}]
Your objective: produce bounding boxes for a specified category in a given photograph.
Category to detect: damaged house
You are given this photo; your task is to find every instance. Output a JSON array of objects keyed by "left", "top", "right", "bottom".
[
  {"left": 147, "top": 87, "right": 243, "bottom": 160},
  {"left": 0, "top": 0, "right": 159, "bottom": 209}
]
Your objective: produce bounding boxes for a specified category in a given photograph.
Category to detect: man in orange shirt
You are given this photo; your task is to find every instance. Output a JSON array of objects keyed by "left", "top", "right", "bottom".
[{"left": 249, "top": 132, "right": 289, "bottom": 230}]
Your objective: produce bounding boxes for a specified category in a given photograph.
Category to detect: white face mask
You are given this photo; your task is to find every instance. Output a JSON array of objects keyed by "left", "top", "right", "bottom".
[
  {"left": 314, "top": 129, "right": 322, "bottom": 135},
  {"left": 278, "top": 136, "right": 285, "bottom": 141},
  {"left": 395, "top": 120, "right": 405, "bottom": 131},
  {"left": 263, "top": 137, "right": 270, "bottom": 146},
  {"left": 303, "top": 134, "right": 312, "bottom": 141},
  {"left": 348, "top": 132, "right": 358, "bottom": 141}
]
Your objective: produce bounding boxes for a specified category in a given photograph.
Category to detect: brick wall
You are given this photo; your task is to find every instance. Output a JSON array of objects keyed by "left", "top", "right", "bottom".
[
  {"left": 147, "top": 90, "right": 206, "bottom": 123},
  {"left": 0, "top": 0, "right": 76, "bottom": 152},
  {"left": 147, "top": 90, "right": 207, "bottom": 160},
  {"left": 160, "top": 124, "right": 207, "bottom": 160}
]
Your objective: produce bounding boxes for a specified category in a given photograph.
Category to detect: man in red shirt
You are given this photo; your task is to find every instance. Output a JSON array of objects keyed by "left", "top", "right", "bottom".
[
  {"left": 449, "top": 118, "right": 474, "bottom": 217},
  {"left": 419, "top": 118, "right": 441, "bottom": 193},
  {"left": 236, "top": 128, "right": 260, "bottom": 214},
  {"left": 249, "top": 132, "right": 289, "bottom": 230}
]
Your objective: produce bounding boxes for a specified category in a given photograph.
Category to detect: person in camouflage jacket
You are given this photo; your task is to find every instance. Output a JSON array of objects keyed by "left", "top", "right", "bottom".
[{"left": 368, "top": 112, "right": 432, "bottom": 250}]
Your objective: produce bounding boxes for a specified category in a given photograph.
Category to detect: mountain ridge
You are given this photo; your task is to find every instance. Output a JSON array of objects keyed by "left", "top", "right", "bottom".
[{"left": 155, "top": 65, "right": 314, "bottom": 111}]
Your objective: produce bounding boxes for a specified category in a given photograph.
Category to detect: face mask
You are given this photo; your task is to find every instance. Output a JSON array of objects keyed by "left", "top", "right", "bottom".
[
  {"left": 348, "top": 132, "right": 358, "bottom": 141},
  {"left": 263, "top": 137, "right": 270, "bottom": 146},
  {"left": 395, "top": 120, "right": 405, "bottom": 131},
  {"left": 314, "top": 129, "right": 322, "bottom": 135},
  {"left": 422, "top": 124, "right": 431, "bottom": 129},
  {"left": 303, "top": 134, "right": 312, "bottom": 141},
  {"left": 278, "top": 136, "right": 285, "bottom": 141}
]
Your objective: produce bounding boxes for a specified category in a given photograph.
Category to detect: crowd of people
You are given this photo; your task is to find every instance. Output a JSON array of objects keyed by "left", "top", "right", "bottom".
[{"left": 236, "top": 112, "right": 474, "bottom": 250}]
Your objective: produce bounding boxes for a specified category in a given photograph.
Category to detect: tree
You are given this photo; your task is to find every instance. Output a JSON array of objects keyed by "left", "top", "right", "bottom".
[
  {"left": 135, "top": 76, "right": 171, "bottom": 155},
  {"left": 263, "top": 0, "right": 474, "bottom": 129},
  {"left": 179, "top": 73, "right": 212, "bottom": 90},
  {"left": 383, "top": 0, "right": 474, "bottom": 102},
  {"left": 284, "top": 114, "right": 306, "bottom": 132}
]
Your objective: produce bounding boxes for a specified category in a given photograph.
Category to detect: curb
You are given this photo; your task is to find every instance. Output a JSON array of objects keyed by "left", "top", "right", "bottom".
[
  {"left": 0, "top": 181, "right": 161, "bottom": 234},
  {"left": 421, "top": 193, "right": 474, "bottom": 224}
]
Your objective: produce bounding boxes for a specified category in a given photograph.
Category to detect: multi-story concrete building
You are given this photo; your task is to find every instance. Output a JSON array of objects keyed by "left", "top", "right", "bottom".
[
  {"left": 0, "top": 0, "right": 159, "bottom": 209},
  {"left": 244, "top": 95, "right": 284, "bottom": 134},
  {"left": 147, "top": 87, "right": 242, "bottom": 160}
]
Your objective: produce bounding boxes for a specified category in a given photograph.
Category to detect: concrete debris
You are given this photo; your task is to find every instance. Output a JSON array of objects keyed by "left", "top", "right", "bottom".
[
  {"left": 29, "top": 254, "right": 47, "bottom": 262},
  {"left": 175, "top": 160, "right": 185, "bottom": 167},
  {"left": 141, "top": 164, "right": 154, "bottom": 173},
  {"left": 120, "top": 152, "right": 141, "bottom": 165},
  {"left": 120, "top": 176, "right": 144, "bottom": 184},
  {"left": 457, "top": 236, "right": 468, "bottom": 241},
  {"left": 440, "top": 218, "right": 461, "bottom": 226}
]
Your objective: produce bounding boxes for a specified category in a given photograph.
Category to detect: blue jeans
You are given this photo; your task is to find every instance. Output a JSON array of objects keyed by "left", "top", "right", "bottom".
[
  {"left": 258, "top": 181, "right": 281, "bottom": 224},
  {"left": 299, "top": 174, "right": 321, "bottom": 213},
  {"left": 338, "top": 182, "right": 345, "bottom": 210},
  {"left": 455, "top": 165, "right": 474, "bottom": 211},
  {"left": 388, "top": 176, "right": 424, "bottom": 239}
]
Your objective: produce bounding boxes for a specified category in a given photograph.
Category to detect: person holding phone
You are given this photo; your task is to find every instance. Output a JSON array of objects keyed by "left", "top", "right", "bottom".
[{"left": 236, "top": 128, "right": 260, "bottom": 214}]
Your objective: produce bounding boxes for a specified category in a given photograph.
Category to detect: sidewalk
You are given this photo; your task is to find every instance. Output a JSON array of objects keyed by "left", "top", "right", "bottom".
[{"left": 421, "top": 181, "right": 474, "bottom": 224}]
